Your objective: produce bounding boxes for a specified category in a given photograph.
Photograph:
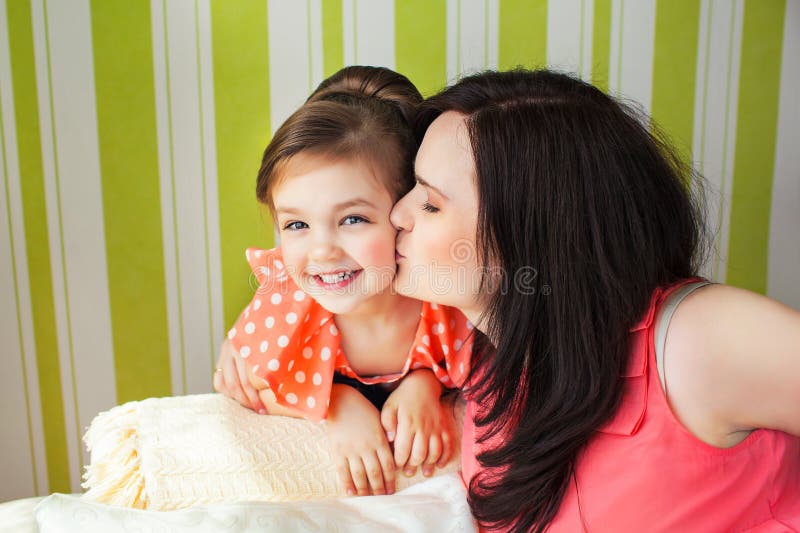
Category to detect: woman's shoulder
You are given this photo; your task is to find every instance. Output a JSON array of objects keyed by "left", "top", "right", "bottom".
[{"left": 662, "top": 282, "right": 800, "bottom": 444}]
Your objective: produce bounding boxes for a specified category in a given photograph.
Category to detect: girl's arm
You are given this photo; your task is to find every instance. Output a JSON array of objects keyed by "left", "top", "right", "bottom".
[{"left": 663, "top": 284, "right": 800, "bottom": 447}]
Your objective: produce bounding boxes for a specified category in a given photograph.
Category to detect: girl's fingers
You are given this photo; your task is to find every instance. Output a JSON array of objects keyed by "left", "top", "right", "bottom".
[
  {"left": 393, "top": 423, "right": 413, "bottom": 469},
  {"left": 437, "top": 431, "right": 453, "bottom": 468},
  {"left": 335, "top": 457, "right": 356, "bottom": 497},
  {"left": 361, "top": 452, "right": 387, "bottom": 496},
  {"left": 235, "top": 357, "right": 264, "bottom": 412},
  {"left": 348, "top": 456, "right": 370, "bottom": 496},
  {"left": 377, "top": 446, "right": 397, "bottom": 495},
  {"left": 423, "top": 435, "right": 442, "bottom": 477},
  {"left": 408, "top": 431, "right": 428, "bottom": 468}
]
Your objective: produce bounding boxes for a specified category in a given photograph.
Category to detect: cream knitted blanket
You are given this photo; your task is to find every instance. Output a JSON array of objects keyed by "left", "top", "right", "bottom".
[{"left": 82, "top": 394, "right": 463, "bottom": 510}]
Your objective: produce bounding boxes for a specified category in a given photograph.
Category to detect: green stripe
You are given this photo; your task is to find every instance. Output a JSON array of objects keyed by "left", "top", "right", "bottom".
[
  {"left": 6, "top": 0, "right": 70, "bottom": 493},
  {"left": 592, "top": 0, "right": 611, "bottom": 91},
  {"left": 321, "top": 0, "right": 342, "bottom": 78},
  {"left": 395, "top": 0, "right": 446, "bottom": 97},
  {"left": 211, "top": 0, "right": 274, "bottom": 330},
  {"left": 90, "top": 0, "right": 172, "bottom": 402},
  {"left": 726, "top": 0, "right": 786, "bottom": 293},
  {"left": 651, "top": 0, "right": 701, "bottom": 168},
  {"left": 499, "top": 0, "right": 547, "bottom": 70},
  {"left": 0, "top": 44, "right": 38, "bottom": 496}
]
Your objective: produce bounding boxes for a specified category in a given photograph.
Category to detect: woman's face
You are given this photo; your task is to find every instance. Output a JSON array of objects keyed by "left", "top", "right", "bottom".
[{"left": 390, "top": 111, "right": 487, "bottom": 324}]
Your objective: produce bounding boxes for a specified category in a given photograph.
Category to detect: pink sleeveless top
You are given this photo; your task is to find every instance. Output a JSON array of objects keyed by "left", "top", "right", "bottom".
[{"left": 461, "top": 280, "right": 800, "bottom": 532}]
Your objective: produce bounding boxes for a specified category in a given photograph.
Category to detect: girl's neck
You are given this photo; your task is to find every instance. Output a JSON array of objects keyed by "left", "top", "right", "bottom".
[{"left": 335, "top": 289, "right": 420, "bottom": 329}]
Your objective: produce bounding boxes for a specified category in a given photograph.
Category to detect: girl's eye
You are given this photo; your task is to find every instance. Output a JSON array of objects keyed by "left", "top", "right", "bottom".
[
  {"left": 283, "top": 221, "right": 308, "bottom": 231},
  {"left": 342, "top": 215, "right": 368, "bottom": 225},
  {"left": 421, "top": 202, "right": 439, "bottom": 213}
]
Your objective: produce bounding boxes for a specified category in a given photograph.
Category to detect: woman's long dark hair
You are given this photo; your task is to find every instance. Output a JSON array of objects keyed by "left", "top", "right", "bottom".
[{"left": 417, "top": 70, "right": 708, "bottom": 532}]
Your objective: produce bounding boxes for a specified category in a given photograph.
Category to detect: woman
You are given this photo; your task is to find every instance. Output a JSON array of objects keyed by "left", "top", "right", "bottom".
[{"left": 389, "top": 69, "right": 800, "bottom": 532}]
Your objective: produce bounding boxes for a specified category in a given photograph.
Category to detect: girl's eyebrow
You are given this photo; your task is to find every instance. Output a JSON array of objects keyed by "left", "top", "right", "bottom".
[
  {"left": 415, "top": 175, "right": 449, "bottom": 200},
  {"left": 275, "top": 197, "right": 378, "bottom": 216}
]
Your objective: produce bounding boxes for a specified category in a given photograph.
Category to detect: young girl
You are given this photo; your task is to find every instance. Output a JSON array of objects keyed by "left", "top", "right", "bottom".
[{"left": 213, "top": 66, "right": 473, "bottom": 498}]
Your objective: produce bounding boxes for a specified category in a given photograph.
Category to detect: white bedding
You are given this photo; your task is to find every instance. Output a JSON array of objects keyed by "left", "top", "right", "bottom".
[{"left": 0, "top": 474, "right": 476, "bottom": 532}]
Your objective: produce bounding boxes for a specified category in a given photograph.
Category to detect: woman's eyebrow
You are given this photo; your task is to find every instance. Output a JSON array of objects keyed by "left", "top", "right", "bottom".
[{"left": 415, "top": 175, "right": 449, "bottom": 200}]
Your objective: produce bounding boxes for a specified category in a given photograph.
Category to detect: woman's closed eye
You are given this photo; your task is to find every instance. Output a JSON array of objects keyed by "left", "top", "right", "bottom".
[
  {"left": 342, "top": 215, "right": 369, "bottom": 225},
  {"left": 421, "top": 202, "right": 439, "bottom": 213}
]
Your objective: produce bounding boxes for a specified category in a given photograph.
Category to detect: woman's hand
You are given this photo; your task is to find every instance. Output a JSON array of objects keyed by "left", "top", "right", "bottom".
[
  {"left": 213, "top": 339, "right": 266, "bottom": 413},
  {"left": 326, "top": 383, "right": 396, "bottom": 496},
  {"left": 380, "top": 369, "right": 455, "bottom": 478}
]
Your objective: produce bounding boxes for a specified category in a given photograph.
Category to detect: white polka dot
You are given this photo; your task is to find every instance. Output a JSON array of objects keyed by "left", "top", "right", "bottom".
[
  {"left": 260, "top": 340, "right": 268, "bottom": 353},
  {"left": 442, "top": 345, "right": 449, "bottom": 355},
  {"left": 275, "top": 259, "right": 284, "bottom": 270},
  {"left": 320, "top": 347, "right": 331, "bottom": 361},
  {"left": 422, "top": 335, "right": 430, "bottom": 346},
  {"left": 459, "top": 362, "right": 465, "bottom": 374},
  {"left": 416, "top": 346, "right": 429, "bottom": 354},
  {"left": 430, "top": 303, "right": 438, "bottom": 310},
  {"left": 320, "top": 317, "right": 329, "bottom": 326},
  {"left": 228, "top": 328, "right": 236, "bottom": 339},
  {"left": 265, "top": 316, "right": 275, "bottom": 328},
  {"left": 271, "top": 293, "right": 282, "bottom": 305},
  {"left": 244, "top": 322, "right": 255, "bottom": 334},
  {"left": 243, "top": 309, "right": 249, "bottom": 319},
  {"left": 329, "top": 324, "right": 338, "bottom": 336},
  {"left": 286, "top": 312, "right": 298, "bottom": 324},
  {"left": 302, "top": 347, "right": 313, "bottom": 359},
  {"left": 240, "top": 346, "right": 250, "bottom": 358},
  {"left": 254, "top": 250, "right": 263, "bottom": 258},
  {"left": 267, "top": 359, "right": 280, "bottom": 371},
  {"left": 288, "top": 360, "right": 294, "bottom": 371},
  {"left": 294, "top": 290, "right": 305, "bottom": 301},
  {"left": 278, "top": 335, "right": 289, "bottom": 347},
  {"left": 253, "top": 299, "right": 261, "bottom": 310},
  {"left": 295, "top": 371, "right": 306, "bottom": 383},
  {"left": 435, "top": 323, "right": 445, "bottom": 334},
  {"left": 432, "top": 363, "right": 440, "bottom": 372},
  {"left": 454, "top": 339, "right": 463, "bottom": 351},
  {"left": 412, "top": 362, "right": 424, "bottom": 369},
  {"left": 285, "top": 393, "right": 298, "bottom": 405},
  {"left": 466, "top": 321, "right": 474, "bottom": 330},
  {"left": 259, "top": 266, "right": 270, "bottom": 277},
  {"left": 312, "top": 372, "right": 322, "bottom": 385},
  {"left": 307, "top": 396, "right": 316, "bottom": 408}
]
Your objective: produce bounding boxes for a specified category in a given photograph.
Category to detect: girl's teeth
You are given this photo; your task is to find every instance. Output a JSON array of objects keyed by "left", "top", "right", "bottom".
[{"left": 319, "top": 271, "right": 353, "bottom": 284}]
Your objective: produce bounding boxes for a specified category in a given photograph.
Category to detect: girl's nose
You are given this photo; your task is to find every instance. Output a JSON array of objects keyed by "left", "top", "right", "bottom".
[{"left": 390, "top": 193, "right": 413, "bottom": 232}]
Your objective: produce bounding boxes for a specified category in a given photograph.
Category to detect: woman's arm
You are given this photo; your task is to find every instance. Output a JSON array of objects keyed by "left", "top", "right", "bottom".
[{"left": 664, "top": 284, "right": 800, "bottom": 446}]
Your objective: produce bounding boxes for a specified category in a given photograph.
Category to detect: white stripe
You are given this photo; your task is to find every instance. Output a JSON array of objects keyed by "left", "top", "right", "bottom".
[
  {"left": 486, "top": 0, "right": 499, "bottom": 70},
  {"left": 309, "top": 0, "right": 324, "bottom": 89},
  {"left": 446, "top": 0, "right": 459, "bottom": 82},
  {"left": 34, "top": 0, "right": 117, "bottom": 485},
  {"left": 354, "top": 0, "right": 394, "bottom": 68},
  {"left": 150, "top": 0, "right": 183, "bottom": 395},
  {"left": 30, "top": 0, "right": 80, "bottom": 492},
  {"left": 458, "top": 0, "right": 488, "bottom": 76},
  {"left": 343, "top": 0, "right": 355, "bottom": 65},
  {"left": 162, "top": 0, "right": 217, "bottom": 394},
  {"left": 581, "top": 0, "right": 594, "bottom": 81},
  {"left": 268, "top": 0, "right": 313, "bottom": 133},
  {"left": 699, "top": 0, "right": 743, "bottom": 282},
  {"left": 547, "top": 0, "right": 582, "bottom": 75},
  {"left": 693, "top": 0, "right": 714, "bottom": 279},
  {"left": 616, "top": 0, "right": 655, "bottom": 116},
  {"left": 197, "top": 0, "right": 225, "bottom": 375},
  {"left": 608, "top": 0, "right": 622, "bottom": 95},
  {"left": 768, "top": 0, "right": 800, "bottom": 310},
  {"left": 0, "top": 0, "right": 48, "bottom": 497}
]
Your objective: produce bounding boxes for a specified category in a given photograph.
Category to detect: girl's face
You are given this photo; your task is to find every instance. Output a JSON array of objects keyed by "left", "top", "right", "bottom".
[
  {"left": 272, "top": 153, "right": 398, "bottom": 315},
  {"left": 390, "top": 111, "right": 487, "bottom": 324}
]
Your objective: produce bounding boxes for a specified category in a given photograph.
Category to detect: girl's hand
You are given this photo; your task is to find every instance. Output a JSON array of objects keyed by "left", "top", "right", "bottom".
[
  {"left": 326, "top": 383, "right": 396, "bottom": 496},
  {"left": 380, "top": 369, "right": 455, "bottom": 478},
  {"left": 213, "top": 339, "right": 266, "bottom": 413}
]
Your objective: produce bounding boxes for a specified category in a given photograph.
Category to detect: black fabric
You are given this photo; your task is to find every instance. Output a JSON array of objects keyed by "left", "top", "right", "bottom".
[{"left": 332, "top": 372, "right": 392, "bottom": 410}]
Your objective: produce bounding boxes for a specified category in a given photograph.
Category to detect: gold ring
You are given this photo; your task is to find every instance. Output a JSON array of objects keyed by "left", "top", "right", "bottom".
[{"left": 214, "top": 368, "right": 223, "bottom": 373}]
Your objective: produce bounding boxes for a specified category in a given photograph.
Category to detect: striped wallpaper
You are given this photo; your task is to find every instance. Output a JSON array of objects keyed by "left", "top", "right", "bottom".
[{"left": 0, "top": 0, "right": 797, "bottom": 501}]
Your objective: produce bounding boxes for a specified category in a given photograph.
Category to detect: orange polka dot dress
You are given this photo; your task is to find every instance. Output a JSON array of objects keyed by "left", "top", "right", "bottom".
[{"left": 227, "top": 247, "right": 474, "bottom": 422}]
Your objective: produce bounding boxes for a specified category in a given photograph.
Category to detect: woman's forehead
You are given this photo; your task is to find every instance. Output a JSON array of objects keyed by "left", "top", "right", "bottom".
[{"left": 415, "top": 111, "right": 475, "bottom": 194}]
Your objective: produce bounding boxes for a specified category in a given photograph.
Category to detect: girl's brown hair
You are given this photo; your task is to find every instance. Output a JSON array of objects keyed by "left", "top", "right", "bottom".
[{"left": 256, "top": 66, "right": 423, "bottom": 209}]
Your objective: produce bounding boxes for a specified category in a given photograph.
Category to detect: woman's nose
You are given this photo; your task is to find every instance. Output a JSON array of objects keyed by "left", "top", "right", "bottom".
[{"left": 390, "top": 193, "right": 412, "bottom": 231}]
